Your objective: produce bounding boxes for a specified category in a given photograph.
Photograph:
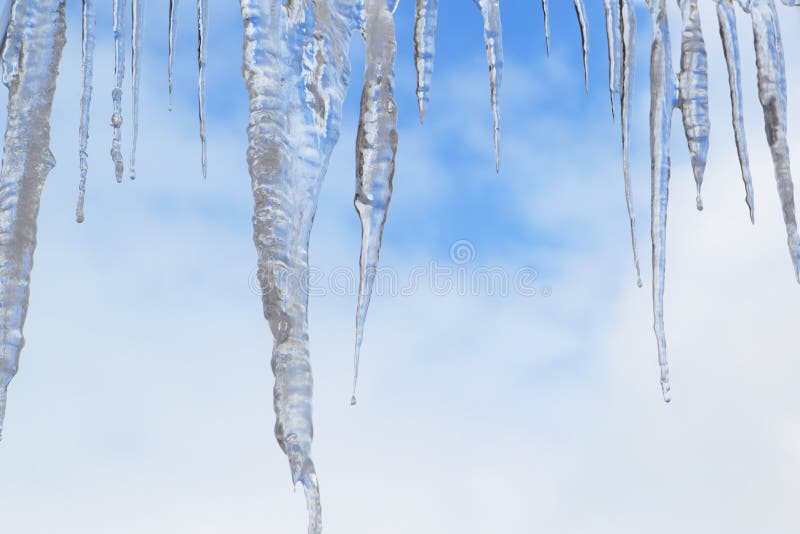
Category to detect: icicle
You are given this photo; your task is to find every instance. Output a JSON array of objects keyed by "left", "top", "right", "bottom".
[
  {"left": 168, "top": 0, "right": 178, "bottom": 110},
  {"left": 352, "top": 0, "right": 398, "bottom": 406},
  {"left": 541, "top": 0, "right": 550, "bottom": 55},
  {"left": 76, "top": 0, "right": 96, "bottom": 223},
  {"left": 413, "top": 0, "right": 437, "bottom": 123},
  {"left": 129, "top": 0, "right": 143, "bottom": 181},
  {"left": 240, "top": 0, "right": 358, "bottom": 531},
  {"left": 197, "top": 0, "right": 207, "bottom": 177},
  {"left": 716, "top": 0, "right": 754, "bottom": 222},
  {"left": 473, "top": 0, "right": 502, "bottom": 172},
  {"left": 603, "top": 0, "right": 621, "bottom": 117},
  {"left": 620, "top": 0, "right": 642, "bottom": 287},
  {"left": 751, "top": 0, "right": 800, "bottom": 280},
  {"left": 649, "top": 0, "right": 675, "bottom": 403},
  {"left": 677, "top": 0, "right": 710, "bottom": 212},
  {"left": 0, "top": 0, "right": 67, "bottom": 440},
  {"left": 111, "top": 0, "right": 126, "bottom": 183},
  {"left": 573, "top": 0, "right": 589, "bottom": 94}
]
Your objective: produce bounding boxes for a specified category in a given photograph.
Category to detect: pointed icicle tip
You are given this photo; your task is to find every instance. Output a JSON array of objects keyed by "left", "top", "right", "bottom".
[{"left": 350, "top": 395, "right": 357, "bottom": 406}]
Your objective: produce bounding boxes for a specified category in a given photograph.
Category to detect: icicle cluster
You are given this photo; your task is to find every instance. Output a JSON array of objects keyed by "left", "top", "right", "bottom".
[{"left": 2, "top": 1, "right": 800, "bottom": 532}]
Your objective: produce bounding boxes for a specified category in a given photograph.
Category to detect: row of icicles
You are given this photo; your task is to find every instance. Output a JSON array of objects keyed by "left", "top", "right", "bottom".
[{"left": 0, "top": 1, "right": 799, "bottom": 533}]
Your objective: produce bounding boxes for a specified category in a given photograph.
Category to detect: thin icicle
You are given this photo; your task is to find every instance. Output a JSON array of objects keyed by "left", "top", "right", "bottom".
[
  {"left": 0, "top": 0, "right": 67, "bottom": 440},
  {"left": 111, "top": 0, "right": 126, "bottom": 182},
  {"left": 573, "top": 0, "right": 589, "bottom": 94},
  {"left": 413, "top": 0, "right": 437, "bottom": 123},
  {"left": 751, "top": 0, "right": 800, "bottom": 280},
  {"left": 473, "top": 0, "right": 502, "bottom": 172},
  {"left": 603, "top": 0, "right": 621, "bottom": 117},
  {"left": 620, "top": 0, "right": 642, "bottom": 287},
  {"left": 129, "top": 0, "right": 142, "bottom": 180},
  {"left": 716, "top": 0, "right": 754, "bottom": 222},
  {"left": 352, "top": 0, "right": 398, "bottom": 406},
  {"left": 197, "top": 0, "right": 207, "bottom": 177},
  {"left": 240, "top": 0, "right": 358, "bottom": 531},
  {"left": 649, "top": 0, "right": 675, "bottom": 403},
  {"left": 76, "top": 0, "right": 96, "bottom": 223},
  {"left": 541, "top": 0, "right": 550, "bottom": 55},
  {"left": 677, "top": 0, "right": 710, "bottom": 211},
  {"left": 168, "top": 0, "right": 178, "bottom": 110}
]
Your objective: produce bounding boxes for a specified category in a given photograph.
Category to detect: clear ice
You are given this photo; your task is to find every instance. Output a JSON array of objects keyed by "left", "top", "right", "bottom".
[
  {"left": 648, "top": 0, "right": 675, "bottom": 403},
  {"left": 111, "top": 0, "right": 126, "bottom": 182},
  {"left": 677, "top": 0, "right": 710, "bottom": 211},
  {"left": 716, "top": 0, "right": 754, "bottom": 222},
  {"left": 352, "top": 0, "right": 398, "bottom": 405},
  {"left": 0, "top": 0, "right": 67, "bottom": 439},
  {"left": 473, "top": 0, "right": 502, "bottom": 172},
  {"left": 76, "top": 0, "right": 96, "bottom": 223},
  {"left": 751, "top": 0, "right": 800, "bottom": 279},
  {"left": 573, "top": 0, "right": 589, "bottom": 93},
  {"left": 1, "top": 0, "right": 800, "bottom": 531},
  {"left": 413, "top": 0, "right": 437, "bottom": 122}
]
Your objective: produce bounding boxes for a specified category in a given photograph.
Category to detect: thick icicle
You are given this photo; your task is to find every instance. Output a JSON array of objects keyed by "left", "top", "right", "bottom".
[
  {"left": 168, "top": 0, "right": 178, "bottom": 110},
  {"left": 649, "top": 0, "right": 675, "bottom": 403},
  {"left": 603, "top": 0, "right": 621, "bottom": 117},
  {"left": 197, "top": 0, "right": 207, "bottom": 177},
  {"left": 716, "top": 0, "right": 754, "bottom": 222},
  {"left": 110, "top": 0, "right": 126, "bottom": 182},
  {"left": 620, "top": 0, "right": 642, "bottom": 287},
  {"left": 352, "top": 0, "right": 398, "bottom": 405},
  {"left": 473, "top": 0, "right": 502, "bottom": 172},
  {"left": 129, "top": 0, "right": 142, "bottom": 180},
  {"left": 413, "top": 0, "right": 437, "bottom": 123},
  {"left": 677, "top": 0, "right": 710, "bottom": 211},
  {"left": 573, "top": 0, "right": 589, "bottom": 94},
  {"left": 751, "top": 0, "right": 800, "bottom": 280},
  {"left": 0, "top": 0, "right": 67, "bottom": 439},
  {"left": 240, "top": 0, "right": 357, "bottom": 531},
  {"left": 76, "top": 0, "right": 96, "bottom": 223},
  {"left": 541, "top": 0, "right": 550, "bottom": 55}
]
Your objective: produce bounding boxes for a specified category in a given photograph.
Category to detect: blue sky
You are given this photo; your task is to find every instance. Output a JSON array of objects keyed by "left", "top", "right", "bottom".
[{"left": 1, "top": 1, "right": 800, "bottom": 533}]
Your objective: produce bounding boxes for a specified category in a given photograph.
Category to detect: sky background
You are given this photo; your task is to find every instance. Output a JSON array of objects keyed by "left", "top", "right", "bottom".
[{"left": 1, "top": 1, "right": 800, "bottom": 532}]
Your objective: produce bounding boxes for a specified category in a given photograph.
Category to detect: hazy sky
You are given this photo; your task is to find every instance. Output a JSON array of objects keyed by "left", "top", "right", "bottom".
[{"left": 1, "top": 2, "right": 799, "bottom": 533}]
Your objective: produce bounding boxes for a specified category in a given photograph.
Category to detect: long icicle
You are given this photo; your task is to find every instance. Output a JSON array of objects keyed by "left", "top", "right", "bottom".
[
  {"left": 677, "top": 0, "right": 710, "bottom": 211},
  {"left": 716, "top": 0, "right": 754, "bottom": 222},
  {"left": 620, "top": 0, "right": 642, "bottom": 287},
  {"left": 352, "top": 0, "right": 398, "bottom": 405},
  {"left": 603, "top": 0, "right": 621, "bottom": 118},
  {"left": 413, "top": 0, "right": 437, "bottom": 123},
  {"left": 541, "top": 0, "right": 550, "bottom": 55},
  {"left": 240, "top": 0, "right": 358, "bottom": 531},
  {"left": 197, "top": 0, "right": 208, "bottom": 177},
  {"left": 573, "top": 0, "right": 589, "bottom": 94},
  {"left": 649, "top": 0, "right": 675, "bottom": 403},
  {"left": 0, "top": 0, "right": 68, "bottom": 439},
  {"left": 130, "top": 0, "right": 142, "bottom": 180},
  {"left": 168, "top": 0, "right": 179, "bottom": 110},
  {"left": 473, "top": 0, "right": 502, "bottom": 172},
  {"left": 111, "top": 0, "right": 126, "bottom": 182},
  {"left": 75, "top": 0, "right": 96, "bottom": 223},
  {"left": 751, "top": 0, "right": 800, "bottom": 280}
]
